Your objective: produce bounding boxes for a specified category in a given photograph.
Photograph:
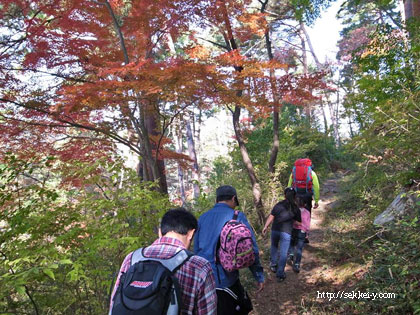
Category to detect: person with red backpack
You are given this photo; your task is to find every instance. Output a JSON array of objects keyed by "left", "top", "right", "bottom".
[
  {"left": 288, "top": 158, "right": 320, "bottom": 213},
  {"left": 194, "top": 185, "right": 265, "bottom": 315}
]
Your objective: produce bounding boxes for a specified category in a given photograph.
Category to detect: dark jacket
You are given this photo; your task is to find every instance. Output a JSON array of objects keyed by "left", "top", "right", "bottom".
[{"left": 271, "top": 200, "right": 301, "bottom": 235}]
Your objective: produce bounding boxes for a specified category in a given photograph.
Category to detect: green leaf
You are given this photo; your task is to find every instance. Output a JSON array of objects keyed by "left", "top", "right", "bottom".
[
  {"left": 43, "top": 268, "right": 55, "bottom": 280},
  {"left": 16, "top": 286, "right": 26, "bottom": 295},
  {"left": 59, "top": 259, "right": 73, "bottom": 265},
  {"left": 67, "top": 270, "right": 78, "bottom": 282}
]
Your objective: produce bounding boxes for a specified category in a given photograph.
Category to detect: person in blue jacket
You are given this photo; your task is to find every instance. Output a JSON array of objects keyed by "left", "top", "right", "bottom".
[{"left": 194, "top": 185, "right": 265, "bottom": 315}]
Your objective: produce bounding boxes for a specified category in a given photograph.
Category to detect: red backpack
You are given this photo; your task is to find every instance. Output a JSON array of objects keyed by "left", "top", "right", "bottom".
[{"left": 292, "top": 158, "right": 313, "bottom": 192}]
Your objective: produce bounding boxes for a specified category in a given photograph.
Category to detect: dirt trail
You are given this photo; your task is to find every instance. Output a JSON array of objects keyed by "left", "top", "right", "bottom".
[{"left": 248, "top": 175, "right": 342, "bottom": 314}]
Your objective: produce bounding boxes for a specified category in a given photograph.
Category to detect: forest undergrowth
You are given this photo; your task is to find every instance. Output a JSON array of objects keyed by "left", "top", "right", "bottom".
[
  {"left": 246, "top": 170, "right": 420, "bottom": 315},
  {"left": 305, "top": 172, "right": 420, "bottom": 315},
  {"left": 1, "top": 1, "right": 419, "bottom": 313}
]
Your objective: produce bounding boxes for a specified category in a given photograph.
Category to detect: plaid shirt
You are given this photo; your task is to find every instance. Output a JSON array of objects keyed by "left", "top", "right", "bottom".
[{"left": 109, "top": 237, "right": 217, "bottom": 315}]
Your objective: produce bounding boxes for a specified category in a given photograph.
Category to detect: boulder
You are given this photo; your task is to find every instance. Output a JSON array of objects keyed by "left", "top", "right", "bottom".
[{"left": 374, "top": 192, "right": 420, "bottom": 226}]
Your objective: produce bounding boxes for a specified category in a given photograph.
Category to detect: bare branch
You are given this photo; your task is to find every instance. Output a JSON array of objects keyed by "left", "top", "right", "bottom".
[
  {"left": 301, "top": 24, "right": 321, "bottom": 67},
  {"left": 1, "top": 67, "right": 91, "bottom": 83},
  {"left": 93, "top": 0, "right": 129, "bottom": 64},
  {"left": 0, "top": 98, "right": 143, "bottom": 156},
  {"left": 197, "top": 37, "right": 228, "bottom": 50},
  {"left": 155, "top": 102, "right": 191, "bottom": 162},
  {"left": 95, "top": 183, "right": 111, "bottom": 200}
]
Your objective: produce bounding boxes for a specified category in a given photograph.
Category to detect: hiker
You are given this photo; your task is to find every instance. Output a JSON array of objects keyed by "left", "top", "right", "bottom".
[
  {"left": 288, "top": 196, "right": 311, "bottom": 273},
  {"left": 288, "top": 158, "right": 319, "bottom": 244},
  {"left": 262, "top": 187, "right": 301, "bottom": 282},
  {"left": 194, "top": 185, "right": 265, "bottom": 315},
  {"left": 109, "top": 208, "right": 217, "bottom": 315},
  {"left": 288, "top": 158, "right": 320, "bottom": 213}
]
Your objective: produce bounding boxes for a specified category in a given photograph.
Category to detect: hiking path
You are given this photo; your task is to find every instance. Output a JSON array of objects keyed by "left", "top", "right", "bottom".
[{"left": 248, "top": 173, "right": 344, "bottom": 314}]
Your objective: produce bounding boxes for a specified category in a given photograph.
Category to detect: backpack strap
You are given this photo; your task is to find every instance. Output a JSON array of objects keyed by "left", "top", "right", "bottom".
[
  {"left": 306, "top": 166, "right": 312, "bottom": 192},
  {"left": 292, "top": 166, "right": 297, "bottom": 189},
  {"left": 216, "top": 212, "right": 237, "bottom": 260},
  {"left": 129, "top": 248, "right": 192, "bottom": 314},
  {"left": 130, "top": 247, "right": 144, "bottom": 266},
  {"left": 233, "top": 210, "right": 239, "bottom": 221},
  {"left": 131, "top": 248, "right": 192, "bottom": 272}
]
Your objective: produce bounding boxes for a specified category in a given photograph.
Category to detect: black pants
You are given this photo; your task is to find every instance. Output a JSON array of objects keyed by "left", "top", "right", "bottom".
[{"left": 216, "top": 280, "right": 253, "bottom": 315}]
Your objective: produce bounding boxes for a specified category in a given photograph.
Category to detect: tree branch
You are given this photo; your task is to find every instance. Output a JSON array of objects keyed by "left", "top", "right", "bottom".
[
  {"left": 93, "top": 0, "right": 129, "bottom": 64},
  {"left": 196, "top": 37, "right": 228, "bottom": 50},
  {"left": 301, "top": 23, "right": 321, "bottom": 67},
  {"left": 1, "top": 67, "right": 91, "bottom": 83},
  {"left": 0, "top": 98, "right": 143, "bottom": 156},
  {"left": 155, "top": 102, "right": 191, "bottom": 162},
  {"left": 95, "top": 183, "right": 111, "bottom": 200},
  {"left": 0, "top": 251, "right": 40, "bottom": 315}
]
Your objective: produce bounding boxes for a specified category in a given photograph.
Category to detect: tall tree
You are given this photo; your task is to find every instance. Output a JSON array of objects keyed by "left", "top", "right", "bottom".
[
  {"left": 0, "top": 0, "right": 325, "bottom": 203},
  {"left": 218, "top": 0, "right": 266, "bottom": 224},
  {"left": 260, "top": 0, "right": 282, "bottom": 174},
  {"left": 260, "top": 0, "right": 332, "bottom": 172},
  {"left": 185, "top": 111, "right": 201, "bottom": 199},
  {"left": 191, "top": 0, "right": 326, "bottom": 222},
  {"left": 337, "top": 0, "right": 402, "bottom": 131},
  {"left": 0, "top": 0, "right": 211, "bottom": 193},
  {"left": 174, "top": 117, "right": 186, "bottom": 204},
  {"left": 403, "top": 0, "right": 420, "bottom": 20}
]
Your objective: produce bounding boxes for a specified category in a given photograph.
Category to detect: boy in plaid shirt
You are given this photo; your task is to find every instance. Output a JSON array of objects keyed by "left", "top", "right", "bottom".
[{"left": 109, "top": 208, "right": 217, "bottom": 314}]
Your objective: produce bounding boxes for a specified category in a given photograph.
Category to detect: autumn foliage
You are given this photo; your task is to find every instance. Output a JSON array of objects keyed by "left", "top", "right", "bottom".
[{"left": 0, "top": 0, "right": 324, "bottom": 192}]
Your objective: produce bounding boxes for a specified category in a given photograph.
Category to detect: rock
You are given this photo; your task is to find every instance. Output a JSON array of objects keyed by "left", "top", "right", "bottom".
[{"left": 374, "top": 192, "right": 420, "bottom": 226}]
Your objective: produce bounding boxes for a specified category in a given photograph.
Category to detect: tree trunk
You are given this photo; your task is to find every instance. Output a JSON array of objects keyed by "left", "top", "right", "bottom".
[
  {"left": 301, "top": 23, "right": 321, "bottom": 68},
  {"left": 334, "top": 87, "right": 341, "bottom": 146},
  {"left": 347, "top": 111, "right": 355, "bottom": 138},
  {"left": 320, "top": 97, "right": 329, "bottom": 136},
  {"left": 268, "top": 104, "right": 280, "bottom": 173},
  {"left": 194, "top": 108, "right": 202, "bottom": 152},
  {"left": 218, "top": 0, "right": 266, "bottom": 224},
  {"left": 175, "top": 119, "right": 186, "bottom": 205},
  {"left": 143, "top": 99, "right": 168, "bottom": 193},
  {"left": 105, "top": 2, "right": 168, "bottom": 194},
  {"left": 185, "top": 112, "right": 200, "bottom": 199},
  {"left": 136, "top": 100, "right": 156, "bottom": 183},
  {"left": 232, "top": 106, "right": 266, "bottom": 224},
  {"left": 142, "top": 31, "right": 169, "bottom": 194},
  {"left": 404, "top": 0, "right": 420, "bottom": 39},
  {"left": 300, "top": 21, "right": 312, "bottom": 124},
  {"left": 404, "top": 0, "right": 420, "bottom": 20},
  {"left": 327, "top": 96, "right": 340, "bottom": 146},
  {"left": 264, "top": 24, "right": 281, "bottom": 173}
]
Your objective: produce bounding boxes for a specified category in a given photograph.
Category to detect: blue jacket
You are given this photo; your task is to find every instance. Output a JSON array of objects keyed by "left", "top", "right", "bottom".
[{"left": 194, "top": 203, "right": 264, "bottom": 288}]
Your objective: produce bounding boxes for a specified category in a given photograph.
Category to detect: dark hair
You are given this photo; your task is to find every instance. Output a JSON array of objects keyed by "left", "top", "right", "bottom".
[
  {"left": 160, "top": 208, "right": 198, "bottom": 236},
  {"left": 296, "top": 196, "right": 306, "bottom": 208},
  {"left": 284, "top": 187, "right": 299, "bottom": 214}
]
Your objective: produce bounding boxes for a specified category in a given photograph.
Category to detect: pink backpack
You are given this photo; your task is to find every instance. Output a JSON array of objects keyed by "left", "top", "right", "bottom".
[{"left": 217, "top": 211, "right": 255, "bottom": 272}]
